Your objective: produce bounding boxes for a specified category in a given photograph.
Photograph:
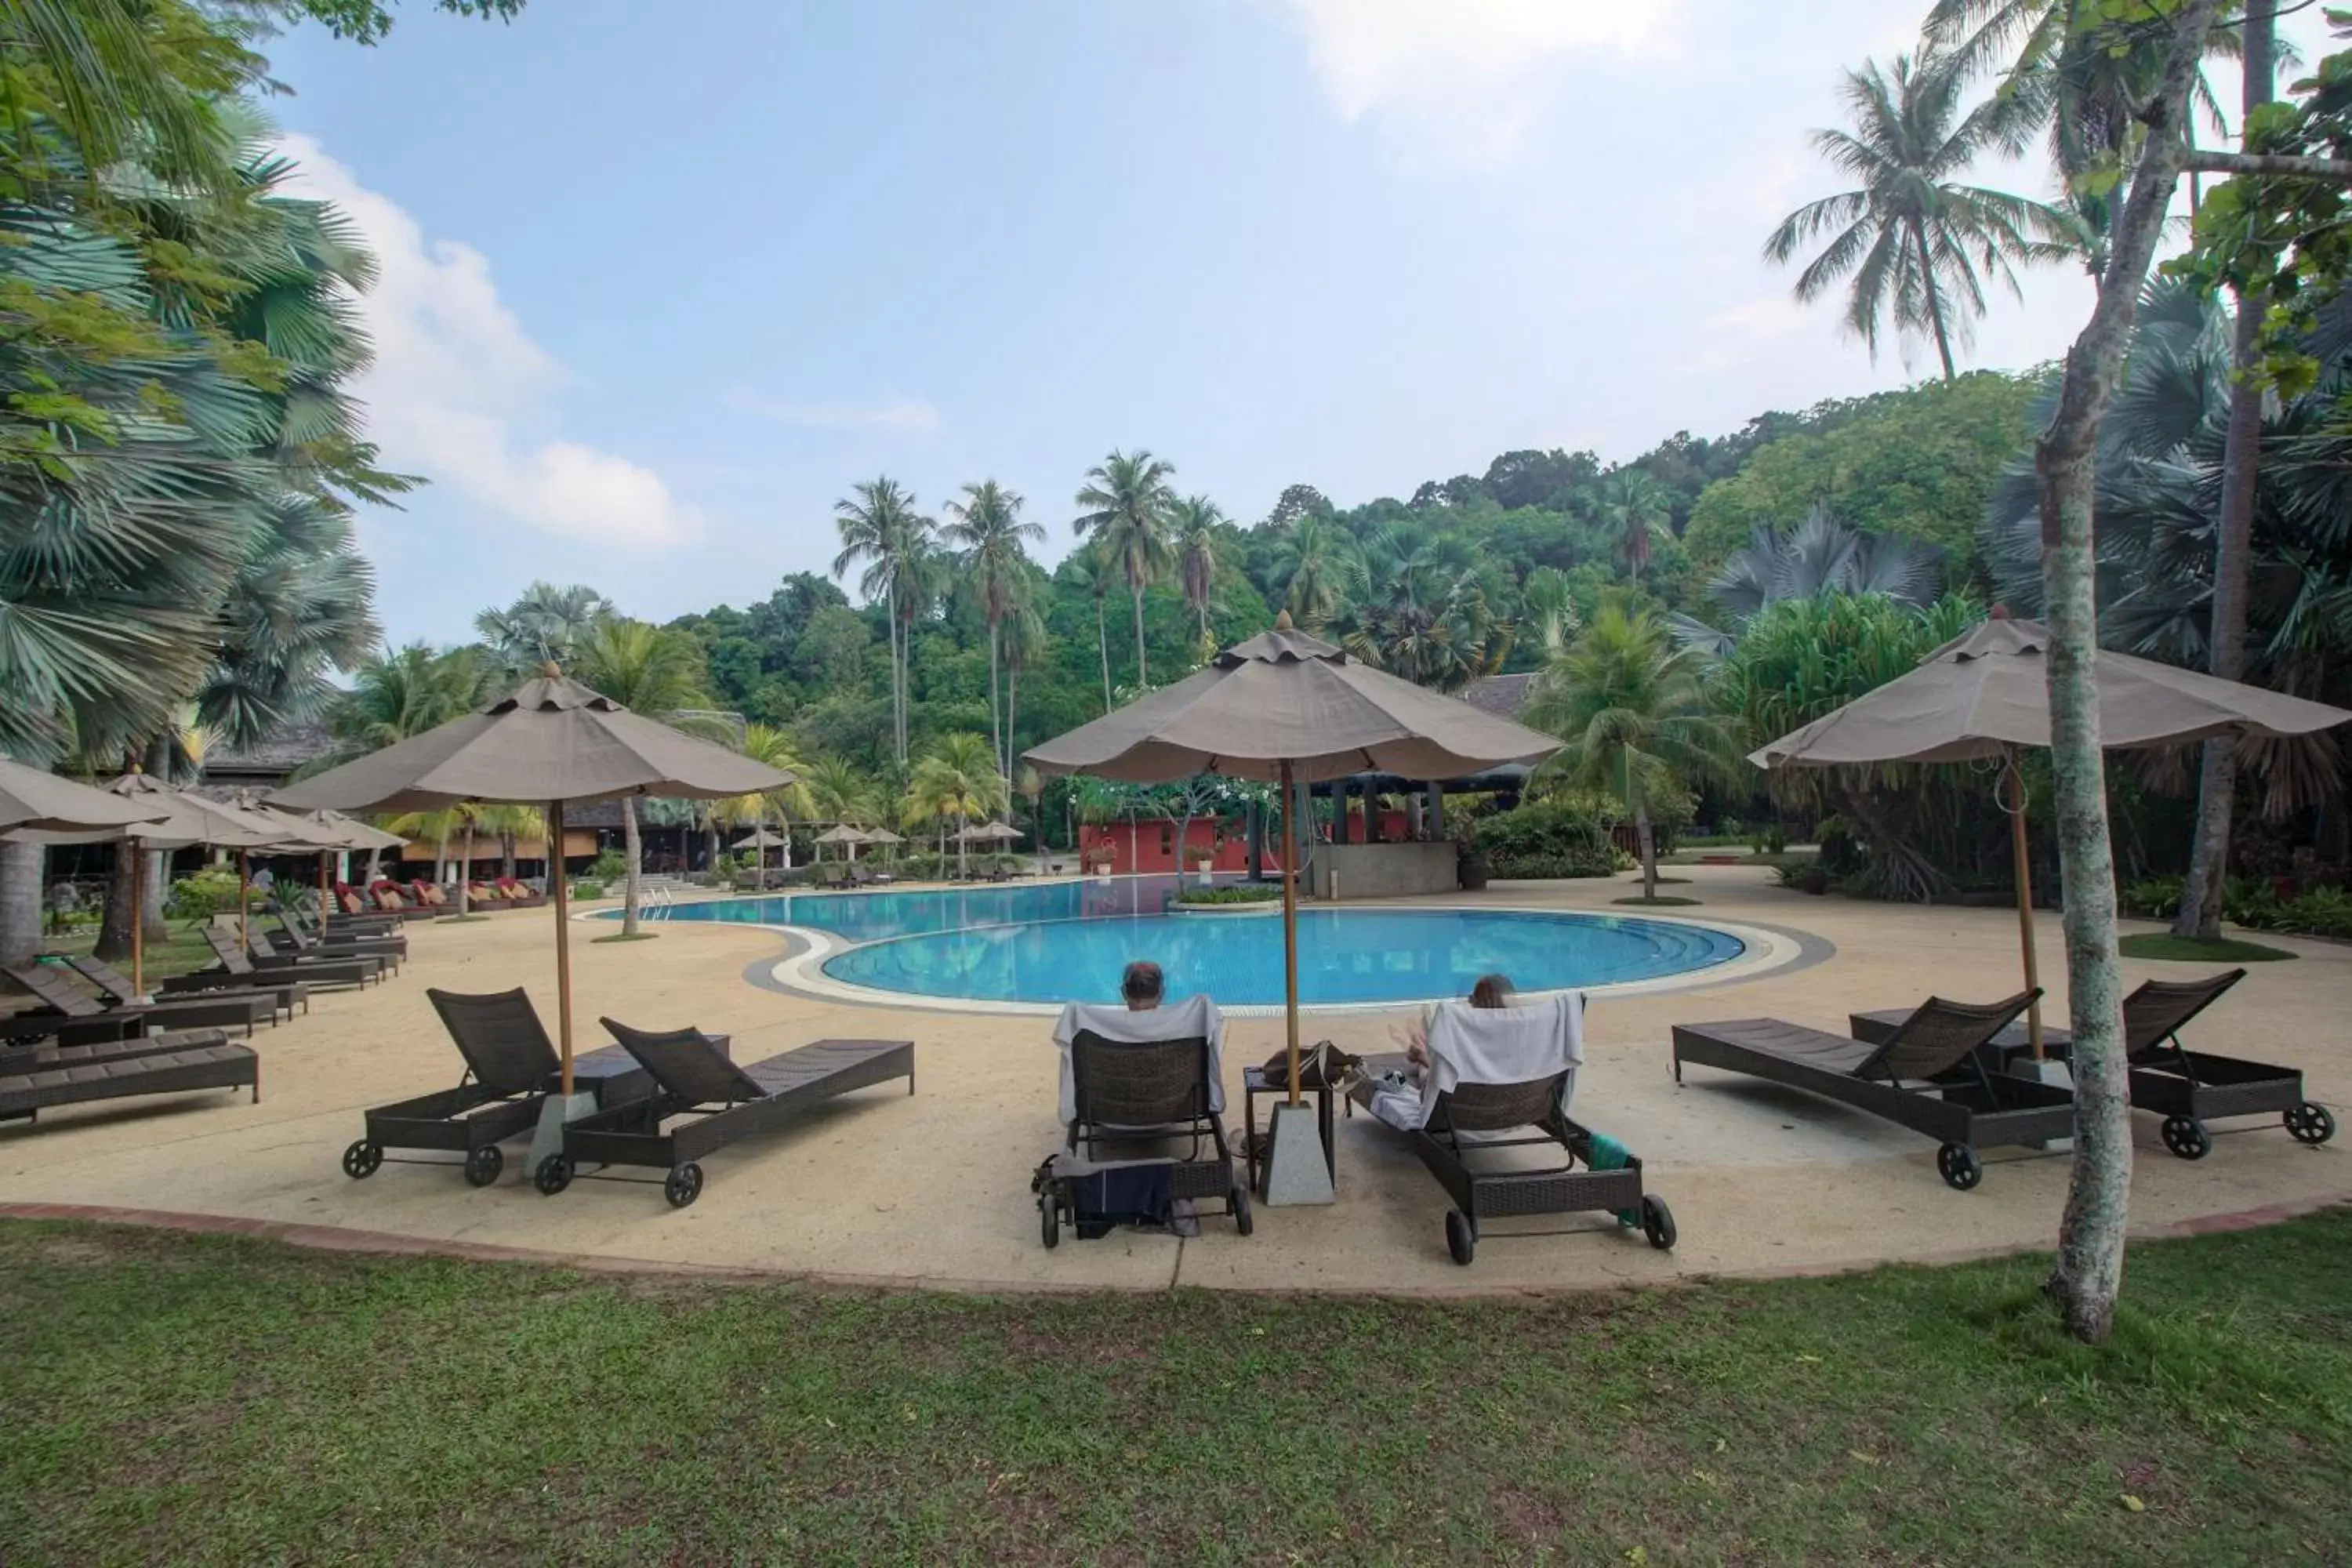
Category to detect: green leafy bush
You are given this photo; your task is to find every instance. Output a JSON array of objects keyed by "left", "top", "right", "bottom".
[
  {"left": 586, "top": 850, "right": 628, "bottom": 883},
  {"left": 166, "top": 868, "right": 243, "bottom": 926},
  {"left": 1775, "top": 858, "right": 1831, "bottom": 895},
  {"left": 2123, "top": 876, "right": 2352, "bottom": 938},
  {"left": 570, "top": 880, "right": 606, "bottom": 901},
  {"left": 2121, "top": 876, "right": 2184, "bottom": 920},
  {"left": 1174, "top": 884, "right": 1281, "bottom": 906},
  {"left": 1470, "top": 800, "right": 1622, "bottom": 880}
]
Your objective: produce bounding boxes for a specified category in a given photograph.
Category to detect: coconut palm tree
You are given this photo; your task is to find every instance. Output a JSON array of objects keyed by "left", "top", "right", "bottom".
[
  {"left": 905, "top": 731, "right": 1008, "bottom": 877},
  {"left": 941, "top": 478, "right": 1044, "bottom": 788},
  {"left": 1320, "top": 529, "right": 1506, "bottom": 691},
  {"left": 572, "top": 619, "right": 719, "bottom": 937},
  {"left": 1171, "top": 494, "right": 1225, "bottom": 652},
  {"left": 1523, "top": 603, "right": 1743, "bottom": 900},
  {"left": 706, "top": 725, "right": 811, "bottom": 881},
  {"left": 800, "top": 753, "right": 880, "bottom": 830},
  {"left": 833, "top": 477, "right": 935, "bottom": 763},
  {"left": 475, "top": 583, "right": 613, "bottom": 677},
  {"left": 1062, "top": 544, "right": 1116, "bottom": 713},
  {"left": 1595, "top": 469, "right": 1676, "bottom": 578},
  {"left": 1000, "top": 592, "right": 1047, "bottom": 781},
  {"left": 1269, "top": 514, "right": 1357, "bottom": 625},
  {"left": 1074, "top": 448, "right": 1178, "bottom": 690},
  {"left": 1764, "top": 50, "right": 2077, "bottom": 379}
]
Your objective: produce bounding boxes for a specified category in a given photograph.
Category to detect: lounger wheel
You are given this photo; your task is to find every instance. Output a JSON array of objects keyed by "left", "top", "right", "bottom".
[
  {"left": 1039, "top": 1189, "right": 1060, "bottom": 1249},
  {"left": 533, "top": 1153, "right": 574, "bottom": 1196},
  {"left": 2161, "top": 1116, "right": 2211, "bottom": 1161},
  {"left": 463, "top": 1145, "right": 503, "bottom": 1188},
  {"left": 1445, "top": 1209, "right": 1476, "bottom": 1266},
  {"left": 1640, "top": 1194, "right": 1676, "bottom": 1251},
  {"left": 1231, "top": 1185, "right": 1254, "bottom": 1237},
  {"left": 2285, "top": 1102, "right": 2336, "bottom": 1147},
  {"left": 340, "top": 1139, "right": 382, "bottom": 1180},
  {"left": 663, "top": 1162, "right": 703, "bottom": 1210},
  {"left": 1936, "top": 1142, "right": 1982, "bottom": 1192}
]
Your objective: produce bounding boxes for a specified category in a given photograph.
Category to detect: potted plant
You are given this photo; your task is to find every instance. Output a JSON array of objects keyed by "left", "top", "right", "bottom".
[{"left": 1456, "top": 837, "right": 1489, "bottom": 892}]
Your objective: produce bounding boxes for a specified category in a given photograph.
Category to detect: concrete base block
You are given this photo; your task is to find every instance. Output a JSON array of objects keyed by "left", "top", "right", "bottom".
[
  {"left": 2005, "top": 1056, "right": 2074, "bottom": 1152},
  {"left": 1262, "top": 1102, "right": 1334, "bottom": 1207},
  {"left": 524, "top": 1090, "right": 601, "bottom": 1183}
]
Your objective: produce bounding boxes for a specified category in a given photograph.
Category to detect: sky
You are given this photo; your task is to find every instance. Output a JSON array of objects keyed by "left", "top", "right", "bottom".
[{"left": 263, "top": 0, "right": 2332, "bottom": 648}]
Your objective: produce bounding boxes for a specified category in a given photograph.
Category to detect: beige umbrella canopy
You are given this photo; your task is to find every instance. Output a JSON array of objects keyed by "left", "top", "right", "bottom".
[
  {"left": 1024, "top": 614, "right": 1561, "bottom": 1121},
  {"left": 811, "top": 825, "right": 869, "bottom": 844},
  {"left": 1751, "top": 612, "right": 2352, "bottom": 1053},
  {"left": 0, "top": 757, "right": 168, "bottom": 835},
  {"left": 955, "top": 821, "right": 1024, "bottom": 843},
  {"left": 732, "top": 827, "right": 790, "bottom": 850},
  {"left": 273, "top": 670, "right": 792, "bottom": 1089},
  {"left": 859, "top": 827, "right": 904, "bottom": 846}
]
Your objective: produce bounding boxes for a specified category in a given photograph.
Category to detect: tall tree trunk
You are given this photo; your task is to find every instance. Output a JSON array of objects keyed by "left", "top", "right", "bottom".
[
  {"left": 621, "top": 797, "right": 644, "bottom": 937},
  {"left": 1131, "top": 585, "right": 1148, "bottom": 689},
  {"left": 1006, "top": 666, "right": 1019, "bottom": 789},
  {"left": 1096, "top": 597, "right": 1112, "bottom": 712},
  {"left": 502, "top": 833, "right": 517, "bottom": 882},
  {"left": 1914, "top": 220, "right": 1958, "bottom": 382},
  {"left": 2177, "top": 0, "right": 2275, "bottom": 945},
  {"left": 455, "top": 832, "right": 471, "bottom": 917},
  {"left": 0, "top": 839, "right": 42, "bottom": 972},
  {"left": 97, "top": 845, "right": 136, "bottom": 961},
  {"left": 1635, "top": 801, "right": 1657, "bottom": 901},
  {"left": 988, "top": 618, "right": 1004, "bottom": 786},
  {"left": 2037, "top": 0, "right": 2218, "bottom": 1345}
]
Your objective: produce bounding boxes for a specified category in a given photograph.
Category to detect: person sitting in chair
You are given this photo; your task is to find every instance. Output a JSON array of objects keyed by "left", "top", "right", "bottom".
[
  {"left": 1120, "top": 960, "right": 1164, "bottom": 1010},
  {"left": 1403, "top": 972, "right": 1515, "bottom": 1079},
  {"left": 1050, "top": 959, "right": 1224, "bottom": 1126}
]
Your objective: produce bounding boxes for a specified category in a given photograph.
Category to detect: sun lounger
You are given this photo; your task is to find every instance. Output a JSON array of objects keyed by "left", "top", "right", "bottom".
[
  {"left": 1671, "top": 990, "right": 2069, "bottom": 1189},
  {"left": 71, "top": 953, "right": 303, "bottom": 1022},
  {"left": 1348, "top": 994, "right": 1673, "bottom": 1265},
  {"left": 408, "top": 880, "right": 449, "bottom": 909},
  {"left": 1849, "top": 969, "right": 2334, "bottom": 1160},
  {"left": 1, "top": 1030, "right": 256, "bottom": 1126},
  {"left": 2, "top": 1025, "right": 232, "bottom": 1079},
  {"left": 5, "top": 961, "right": 273, "bottom": 1037},
  {"left": 174, "top": 927, "right": 356, "bottom": 999},
  {"left": 531, "top": 1021, "right": 913, "bottom": 1207},
  {"left": 493, "top": 877, "right": 546, "bottom": 909},
  {"left": 1036, "top": 997, "right": 1247, "bottom": 1245},
  {"left": 243, "top": 927, "right": 383, "bottom": 987},
  {"left": 274, "top": 914, "right": 404, "bottom": 971},
  {"left": 341, "top": 987, "right": 564, "bottom": 1188}
]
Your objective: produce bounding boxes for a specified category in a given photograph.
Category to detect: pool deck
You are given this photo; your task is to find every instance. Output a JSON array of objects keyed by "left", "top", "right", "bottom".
[{"left": 3, "top": 865, "right": 2345, "bottom": 1294}]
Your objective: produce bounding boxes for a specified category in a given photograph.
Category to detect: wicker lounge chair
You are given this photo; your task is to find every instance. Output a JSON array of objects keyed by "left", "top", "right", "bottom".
[
  {"left": 1671, "top": 990, "right": 2067, "bottom": 1190},
  {"left": 274, "top": 914, "right": 404, "bottom": 971},
  {"left": 532, "top": 1021, "right": 914, "bottom": 1208},
  {"left": 1348, "top": 995, "right": 1673, "bottom": 1265},
  {"left": 243, "top": 927, "right": 383, "bottom": 987},
  {"left": 173, "top": 927, "right": 357, "bottom": 1000},
  {"left": 5, "top": 961, "right": 272, "bottom": 1037},
  {"left": 493, "top": 877, "right": 546, "bottom": 909},
  {"left": 2, "top": 1025, "right": 231, "bottom": 1078},
  {"left": 1, "top": 1031, "right": 256, "bottom": 1127},
  {"left": 71, "top": 953, "right": 304, "bottom": 1022},
  {"left": 1849, "top": 969, "right": 2333, "bottom": 1160},
  {"left": 1036, "top": 1004, "right": 1249, "bottom": 1245},
  {"left": 341, "top": 987, "right": 564, "bottom": 1188}
]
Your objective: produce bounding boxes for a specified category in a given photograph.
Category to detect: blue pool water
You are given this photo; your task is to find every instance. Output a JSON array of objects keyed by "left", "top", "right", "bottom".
[{"left": 636, "top": 877, "right": 1744, "bottom": 1007}]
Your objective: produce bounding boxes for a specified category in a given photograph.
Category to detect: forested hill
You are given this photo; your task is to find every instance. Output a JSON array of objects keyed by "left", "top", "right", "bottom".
[{"left": 665, "top": 368, "right": 2044, "bottom": 775}]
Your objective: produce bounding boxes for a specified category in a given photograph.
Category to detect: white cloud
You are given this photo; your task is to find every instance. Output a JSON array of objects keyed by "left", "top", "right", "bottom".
[
  {"left": 276, "top": 134, "right": 702, "bottom": 549},
  {"left": 725, "top": 392, "right": 942, "bottom": 432},
  {"left": 1279, "top": 0, "right": 1682, "bottom": 162}
]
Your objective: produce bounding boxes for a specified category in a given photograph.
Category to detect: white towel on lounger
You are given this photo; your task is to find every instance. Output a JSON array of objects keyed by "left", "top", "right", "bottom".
[
  {"left": 1052, "top": 996, "right": 1226, "bottom": 1125},
  {"left": 1370, "top": 993, "right": 1583, "bottom": 1132}
]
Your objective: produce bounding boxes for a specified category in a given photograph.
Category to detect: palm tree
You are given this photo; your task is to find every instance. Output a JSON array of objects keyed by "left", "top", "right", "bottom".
[
  {"left": 905, "top": 732, "right": 1008, "bottom": 877},
  {"left": 1764, "top": 51, "right": 2076, "bottom": 379},
  {"left": 1063, "top": 545, "right": 1115, "bottom": 713},
  {"left": 1074, "top": 448, "right": 1178, "bottom": 689},
  {"left": 1522, "top": 603, "right": 1742, "bottom": 899},
  {"left": 1321, "top": 529, "right": 1506, "bottom": 691},
  {"left": 941, "top": 478, "right": 1044, "bottom": 787},
  {"left": 1671, "top": 504, "right": 1945, "bottom": 654},
  {"left": 1595, "top": 469, "right": 1675, "bottom": 578},
  {"left": 474, "top": 583, "right": 612, "bottom": 676},
  {"left": 1171, "top": 494, "right": 1225, "bottom": 651},
  {"left": 1000, "top": 592, "right": 1047, "bottom": 782},
  {"left": 1269, "top": 514, "right": 1356, "bottom": 624},
  {"left": 833, "top": 477, "right": 935, "bottom": 763},
  {"left": 708, "top": 725, "right": 811, "bottom": 880},
  {"left": 572, "top": 619, "right": 717, "bottom": 937},
  {"left": 332, "top": 644, "right": 491, "bottom": 754},
  {"left": 800, "top": 753, "right": 879, "bottom": 830}
]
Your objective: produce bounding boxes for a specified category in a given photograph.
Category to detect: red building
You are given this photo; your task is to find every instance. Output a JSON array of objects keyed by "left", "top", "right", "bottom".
[{"left": 1078, "top": 803, "right": 1411, "bottom": 877}]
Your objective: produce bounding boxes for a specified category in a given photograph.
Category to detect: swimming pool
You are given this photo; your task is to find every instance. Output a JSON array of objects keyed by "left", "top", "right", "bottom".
[{"left": 634, "top": 877, "right": 1751, "bottom": 1008}]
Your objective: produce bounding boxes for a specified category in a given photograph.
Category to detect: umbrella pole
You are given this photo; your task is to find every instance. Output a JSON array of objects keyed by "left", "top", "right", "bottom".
[
  {"left": 318, "top": 851, "right": 330, "bottom": 916},
  {"left": 130, "top": 841, "right": 143, "bottom": 998},
  {"left": 2002, "top": 757, "right": 2045, "bottom": 1059},
  {"left": 1281, "top": 760, "right": 1301, "bottom": 1108},
  {"left": 551, "top": 800, "right": 574, "bottom": 1095},
  {"left": 238, "top": 850, "right": 250, "bottom": 956}
]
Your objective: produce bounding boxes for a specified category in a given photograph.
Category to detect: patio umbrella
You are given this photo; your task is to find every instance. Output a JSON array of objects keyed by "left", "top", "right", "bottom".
[
  {"left": 955, "top": 821, "right": 1024, "bottom": 843},
  {"left": 272, "top": 669, "right": 790, "bottom": 1091},
  {"left": 731, "top": 826, "right": 789, "bottom": 850},
  {"left": 14, "top": 773, "right": 287, "bottom": 996},
  {"left": 0, "top": 757, "right": 169, "bottom": 835},
  {"left": 812, "top": 823, "right": 869, "bottom": 863},
  {"left": 1751, "top": 612, "right": 2352, "bottom": 1054},
  {"left": 1023, "top": 614, "right": 1560, "bottom": 1188},
  {"left": 239, "top": 800, "right": 406, "bottom": 913}
]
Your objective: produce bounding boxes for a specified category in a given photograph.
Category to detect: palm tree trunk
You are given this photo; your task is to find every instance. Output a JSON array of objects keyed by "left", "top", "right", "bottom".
[
  {"left": 0, "top": 839, "right": 42, "bottom": 971},
  {"left": 456, "top": 833, "right": 471, "bottom": 918},
  {"left": 1131, "top": 585, "right": 1149, "bottom": 689},
  {"left": 1635, "top": 803, "right": 1657, "bottom": 900},
  {"left": 1006, "top": 665, "right": 1019, "bottom": 787},
  {"left": 1096, "top": 598, "right": 1112, "bottom": 712},
  {"left": 988, "top": 618, "right": 1004, "bottom": 786},
  {"left": 2176, "top": 1, "right": 2274, "bottom": 946},
  {"left": 621, "top": 797, "right": 644, "bottom": 937},
  {"left": 2036, "top": 0, "right": 2216, "bottom": 1345},
  {"left": 1912, "top": 220, "right": 1958, "bottom": 382},
  {"left": 502, "top": 833, "right": 517, "bottom": 882}
]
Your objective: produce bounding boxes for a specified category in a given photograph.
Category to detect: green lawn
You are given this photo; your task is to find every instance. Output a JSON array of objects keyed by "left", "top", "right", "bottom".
[
  {"left": 2, "top": 1214, "right": 2347, "bottom": 1565},
  {"left": 34, "top": 924, "right": 223, "bottom": 981},
  {"left": 2119, "top": 932, "right": 2299, "bottom": 964}
]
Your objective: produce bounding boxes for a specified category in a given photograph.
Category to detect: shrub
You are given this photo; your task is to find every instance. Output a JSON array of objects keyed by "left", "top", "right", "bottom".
[
  {"left": 166, "top": 868, "right": 243, "bottom": 926},
  {"left": 1174, "top": 884, "right": 1281, "bottom": 906},
  {"left": 2121, "top": 876, "right": 2184, "bottom": 920},
  {"left": 586, "top": 849, "right": 629, "bottom": 883},
  {"left": 1774, "top": 858, "right": 1830, "bottom": 895},
  {"left": 1471, "top": 800, "right": 1622, "bottom": 880},
  {"left": 571, "top": 880, "right": 606, "bottom": 901}
]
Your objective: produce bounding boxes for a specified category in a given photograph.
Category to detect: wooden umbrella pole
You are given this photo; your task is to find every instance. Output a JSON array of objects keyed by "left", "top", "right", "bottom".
[
  {"left": 1280, "top": 760, "right": 1301, "bottom": 1108},
  {"left": 550, "top": 800, "right": 574, "bottom": 1095},
  {"left": 2002, "top": 754, "right": 2045, "bottom": 1059},
  {"left": 318, "top": 851, "right": 330, "bottom": 913},
  {"left": 129, "top": 840, "right": 143, "bottom": 998},
  {"left": 238, "top": 849, "right": 250, "bottom": 956}
]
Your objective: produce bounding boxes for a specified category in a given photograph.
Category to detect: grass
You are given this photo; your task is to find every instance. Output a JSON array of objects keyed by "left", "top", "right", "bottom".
[
  {"left": 589, "top": 931, "right": 660, "bottom": 945},
  {"left": 1615, "top": 895, "right": 1703, "bottom": 907},
  {"left": 33, "top": 924, "right": 223, "bottom": 982},
  {"left": 2120, "top": 932, "right": 2299, "bottom": 964},
  {"left": 2, "top": 1214, "right": 2347, "bottom": 1566}
]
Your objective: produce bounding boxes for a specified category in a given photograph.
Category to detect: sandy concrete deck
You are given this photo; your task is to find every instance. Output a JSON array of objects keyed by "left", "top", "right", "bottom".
[{"left": 3, "top": 866, "right": 2344, "bottom": 1294}]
